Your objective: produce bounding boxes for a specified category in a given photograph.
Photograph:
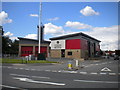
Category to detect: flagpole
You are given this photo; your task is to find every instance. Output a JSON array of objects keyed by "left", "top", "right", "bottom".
[
  {"left": 38, "top": 0, "right": 42, "bottom": 54},
  {"left": 0, "top": 0, "right": 2, "bottom": 12}
]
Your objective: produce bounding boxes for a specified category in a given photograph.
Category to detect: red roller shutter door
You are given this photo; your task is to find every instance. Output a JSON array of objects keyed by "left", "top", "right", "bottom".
[
  {"left": 35, "top": 46, "right": 47, "bottom": 57},
  {"left": 21, "top": 46, "right": 33, "bottom": 56}
]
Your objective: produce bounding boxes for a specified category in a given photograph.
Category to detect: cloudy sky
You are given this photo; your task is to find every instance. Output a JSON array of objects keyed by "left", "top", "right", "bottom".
[{"left": 1, "top": 2, "right": 118, "bottom": 51}]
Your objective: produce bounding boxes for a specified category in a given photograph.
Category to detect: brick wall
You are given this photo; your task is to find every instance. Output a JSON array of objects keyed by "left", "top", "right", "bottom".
[{"left": 50, "top": 50, "right": 61, "bottom": 58}]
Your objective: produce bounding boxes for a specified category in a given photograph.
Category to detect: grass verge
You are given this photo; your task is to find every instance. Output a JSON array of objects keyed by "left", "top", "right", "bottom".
[{"left": 0, "top": 58, "right": 58, "bottom": 64}]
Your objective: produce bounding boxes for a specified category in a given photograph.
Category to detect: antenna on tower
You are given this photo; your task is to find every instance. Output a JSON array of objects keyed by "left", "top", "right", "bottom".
[{"left": 38, "top": 0, "right": 42, "bottom": 54}]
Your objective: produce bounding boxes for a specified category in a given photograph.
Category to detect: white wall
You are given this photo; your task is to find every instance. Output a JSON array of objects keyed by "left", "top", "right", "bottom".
[{"left": 51, "top": 40, "right": 65, "bottom": 49}]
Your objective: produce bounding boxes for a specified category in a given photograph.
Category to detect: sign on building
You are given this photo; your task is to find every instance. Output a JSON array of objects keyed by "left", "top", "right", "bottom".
[{"left": 51, "top": 40, "right": 65, "bottom": 49}]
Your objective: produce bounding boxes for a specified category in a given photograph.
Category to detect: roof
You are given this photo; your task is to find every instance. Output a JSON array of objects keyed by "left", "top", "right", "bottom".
[
  {"left": 49, "top": 32, "right": 101, "bottom": 42},
  {"left": 18, "top": 37, "right": 51, "bottom": 43}
]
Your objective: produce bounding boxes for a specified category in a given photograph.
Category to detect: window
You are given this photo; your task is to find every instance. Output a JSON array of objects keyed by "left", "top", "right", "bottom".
[{"left": 68, "top": 52, "right": 72, "bottom": 55}]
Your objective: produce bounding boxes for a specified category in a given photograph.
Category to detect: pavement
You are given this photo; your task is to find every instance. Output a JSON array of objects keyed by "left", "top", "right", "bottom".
[{"left": 1, "top": 57, "right": 120, "bottom": 89}]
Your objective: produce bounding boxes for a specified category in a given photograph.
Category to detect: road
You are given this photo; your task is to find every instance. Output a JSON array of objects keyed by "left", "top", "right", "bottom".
[{"left": 1, "top": 58, "right": 120, "bottom": 89}]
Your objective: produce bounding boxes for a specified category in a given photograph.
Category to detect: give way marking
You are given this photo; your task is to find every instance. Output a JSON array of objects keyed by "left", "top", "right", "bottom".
[
  {"left": 101, "top": 67, "right": 111, "bottom": 72},
  {"left": 13, "top": 77, "right": 65, "bottom": 86}
]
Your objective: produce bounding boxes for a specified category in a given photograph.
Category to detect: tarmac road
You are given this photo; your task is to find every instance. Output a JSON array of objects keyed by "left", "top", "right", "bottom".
[{"left": 1, "top": 58, "right": 120, "bottom": 89}]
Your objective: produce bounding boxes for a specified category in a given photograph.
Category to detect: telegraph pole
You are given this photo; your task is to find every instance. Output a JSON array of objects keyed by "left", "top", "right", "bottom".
[{"left": 38, "top": 0, "right": 42, "bottom": 54}]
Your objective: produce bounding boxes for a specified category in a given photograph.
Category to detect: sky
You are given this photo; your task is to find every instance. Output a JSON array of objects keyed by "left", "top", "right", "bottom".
[{"left": 0, "top": 2, "right": 119, "bottom": 51}]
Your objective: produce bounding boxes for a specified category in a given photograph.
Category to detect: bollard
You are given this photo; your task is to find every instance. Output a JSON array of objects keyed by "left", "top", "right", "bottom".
[
  {"left": 68, "top": 61, "right": 72, "bottom": 70},
  {"left": 76, "top": 60, "right": 79, "bottom": 67}
]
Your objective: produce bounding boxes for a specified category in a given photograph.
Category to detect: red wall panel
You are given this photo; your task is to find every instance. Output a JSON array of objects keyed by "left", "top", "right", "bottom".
[
  {"left": 66, "top": 39, "right": 80, "bottom": 49},
  {"left": 96, "top": 44, "right": 100, "bottom": 51},
  {"left": 81, "top": 39, "right": 88, "bottom": 50},
  {"left": 21, "top": 46, "right": 33, "bottom": 56}
]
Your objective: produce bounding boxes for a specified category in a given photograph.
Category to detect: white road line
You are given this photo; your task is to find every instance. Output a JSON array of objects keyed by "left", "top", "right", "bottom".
[
  {"left": 100, "top": 72, "right": 107, "bottom": 75},
  {"left": 52, "top": 70, "right": 57, "bottom": 72},
  {"left": 31, "top": 76, "right": 50, "bottom": 79},
  {"left": 69, "top": 71, "right": 78, "bottom": 73},
  {"left": 109, "top": 73, "right": 116, "bottom": 75},
  {"left": 79, "top": 72, "right": 87, "bottom": 74},
  {"left": 8, "top": 67, "right": 12, "bottom": 69},
  {"left": 31, "top": 69, "right": 36, "bottom": 71},
  {"left": 58, "top": 70, "right": 62, "bottom": 72},
  {"left": 19, "top": 68, "right": 24, "bottom": 70},
  {"left": 10, "top": 74, "right": 30, "bottom": 77},
  {"left": 90, "top": 64, "right": 94, "bottom": 66},
  {"left": 45, "top": 70, "right": 51, "bottom": 72},
  {"left": 14, "top": 77, "right": 65, "bottom": 86},
  {"left": 74, "top": 79, "right": 120, "bottom": 84},
  {"left": 90, "top": 72, "right": 98, "bottom": 75},
  {"left": 25, "top": 69, "right": 30, "bottom": 70},
  {"left": 84, "top": 66, "right": 89, "bottom": 67},
  {"left": 95, "top": 64, "right": 99, "bottom": 65},
  {"left": 0, "top": 84, "right": 22, "bottom": 89},
  {"left": 14, "top": 68, "right": 18, "bottom": 69},
  {"left": 10, "top": 73, "right": 50, "bottom": 79}
]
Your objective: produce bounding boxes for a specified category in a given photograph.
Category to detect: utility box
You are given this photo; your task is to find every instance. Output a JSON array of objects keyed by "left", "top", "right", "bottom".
[{"left": 37, "top": 53, "right": 46, "bottom": 60}]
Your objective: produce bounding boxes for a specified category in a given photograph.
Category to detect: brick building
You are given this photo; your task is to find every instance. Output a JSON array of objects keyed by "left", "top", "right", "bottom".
[{"left": 50, "top": 32, "right": 100, "bottom": 60}]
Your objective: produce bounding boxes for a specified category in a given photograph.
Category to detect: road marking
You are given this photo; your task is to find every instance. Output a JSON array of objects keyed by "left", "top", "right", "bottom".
[
  {"left": 74, "top": 79, "right": 120, "bottom": 84},
  {"left": 79, "top": 72, "right": 87, "bottom": 74},
  {"left": 58, "top": 70, "right": 62, "bottom": 72},
  {"left": 10, "top": 73, "right": 50, "bottom": 79},
  {"left": 31, "top": 69, "right": 36, "bottom": 71},
  {"left": 109, "top": 73, "right": 116, "bottom": 75},
  {"left": 90, "top": 72, "right": 98, "bottom": 75},
  {"left": 13, "top": 77, "right": 65, "bottom": 86},
  {"left": 10, "top": 74, "right": 30, "bottom": 77},
  {"left": 95, "top": 64, "right": 99, "bottom": 65},
  {"left": 100, "top": 72, "right": 107, "bottom": 75},
  {"left": 45, "top": 70, "right": 51, "bottom": 72},
  {"left": 8, "top": 67, "right": 12, "bottom": 69},
  {"left": 14, "top": 68, "right": 18, "bottom": 69},
  {"left": 19, "top": 68, "right": 24, "bottom": 70},
  {"left": 90, "top": 64, "right": 94, "bottom": 66},
  {"left": 31, "top": 76, "right": 50, "bottom": 79},
  {"left": 25, "top": 69, "right": 30, "bottom": 70},
  {"left": 101, "top": 67, "right": 111, "bottom": 72},
  {"left": 69, "top": 71, "right": 78, "bottom": 73},
  {"left": 52, "top": 70, "right": 57, "bottom": 72},
  {"left": 0, "top": 84, "right": 22, "bottom": 89}
]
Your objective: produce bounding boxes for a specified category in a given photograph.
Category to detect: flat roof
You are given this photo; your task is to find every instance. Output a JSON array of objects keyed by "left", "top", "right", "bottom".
[{"left": 49, "top": 32, "right": 101, "bottom": 42}]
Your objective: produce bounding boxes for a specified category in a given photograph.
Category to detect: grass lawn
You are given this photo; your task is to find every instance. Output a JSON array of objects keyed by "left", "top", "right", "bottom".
[{"left": 0, "top": 58, "right": 58, "bottom": 64}]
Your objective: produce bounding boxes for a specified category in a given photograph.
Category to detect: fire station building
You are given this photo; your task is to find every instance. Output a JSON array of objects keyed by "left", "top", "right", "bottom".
[
  {"left": 50, "top": 32, "right": 100, "bottom": 60},
  {"left": 18, "top": 37, "right": 50, "bottom": 57},
  {"left": 18, "top": 25, "right": 100, "bottom": 60}
]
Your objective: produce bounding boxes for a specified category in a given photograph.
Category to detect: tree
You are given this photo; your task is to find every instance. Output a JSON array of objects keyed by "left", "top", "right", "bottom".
[
  {"left": 2, "top": 36, "right": 12, "bottom": 54},
  {"left": 2, "top": 36, "right": 19, "bottom": 55}
]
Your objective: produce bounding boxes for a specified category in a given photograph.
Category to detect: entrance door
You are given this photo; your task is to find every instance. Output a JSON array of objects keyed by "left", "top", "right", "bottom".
[
  {"left": 87, "top": 41, "right": 91, "bottom": 57},
  {"left": 61, "top": 49, "right": 65, "bottom": 58}
]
